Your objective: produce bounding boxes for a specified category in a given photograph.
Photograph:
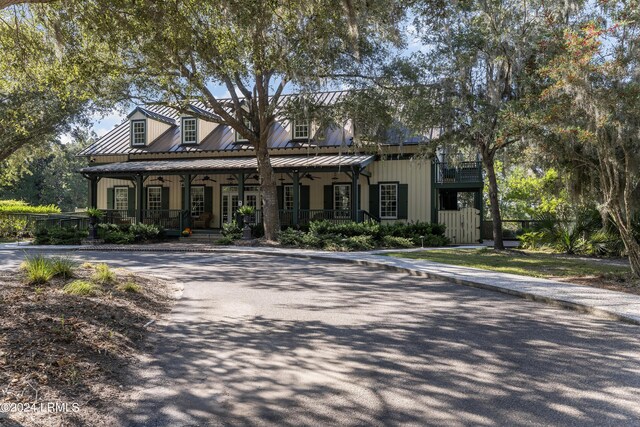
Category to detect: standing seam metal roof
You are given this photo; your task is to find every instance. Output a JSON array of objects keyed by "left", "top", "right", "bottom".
[{"left": 79, "top": 154, "right": 376, "bottom": 174}]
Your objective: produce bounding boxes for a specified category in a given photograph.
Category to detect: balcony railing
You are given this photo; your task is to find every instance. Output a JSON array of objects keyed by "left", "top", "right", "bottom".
[{"left": 434, "top": 161, "right": 483, "bottom": 185}]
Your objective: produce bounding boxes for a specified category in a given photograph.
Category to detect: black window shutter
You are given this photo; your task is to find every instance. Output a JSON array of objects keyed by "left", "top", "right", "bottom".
[
  {"left": 357, "top": 184, "right": 361, "bottom": 210},
  {"left": 277, "top": 186, "right": 284, "bottom": 209},
  {"left": 106, "top": 188, "right": 114, "bottom": 210},
  {"left": 301, "top": 185, "right": 310, "bottom": 210},
  {"left": 204, "top": 186, "right": 213, "bottom": 213},
  {"left": 369, "top": 184, "right": 379, "bottom": 217},
  {"left": 127, "top": 187, "right": 136, "bottom": 216},
  {"left": 398, "top": 184, "right": 409, "bottom": 219},
  {"left": 162, "top": 187, "right": 170, "bottom": 210},
  {"left": 324, "top": 185, "right": 333, "bottom": 210}
]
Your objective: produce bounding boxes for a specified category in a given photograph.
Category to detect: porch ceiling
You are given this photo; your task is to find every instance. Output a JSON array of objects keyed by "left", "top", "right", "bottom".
[{"left": 80, "top": 154, "right": 375, "bottom": 176}]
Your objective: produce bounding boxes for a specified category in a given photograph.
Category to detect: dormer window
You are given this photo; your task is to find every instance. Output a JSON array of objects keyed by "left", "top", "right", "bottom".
[
  {"left": 182, "top": 117, "right": 198, "bottom": 145},
  {"left": 293, "top": 120, "right": 310, "bottom": 140},
  {"left": 235, "top": 118, "right": 252, "bottom": 142},
  {"left": 131, "top": 120, "right": 146, "bottom": 146}
]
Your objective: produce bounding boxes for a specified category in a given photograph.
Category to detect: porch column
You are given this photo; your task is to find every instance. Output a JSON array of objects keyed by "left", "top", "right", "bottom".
[
  {"left": 89, "top": 176, "right": 98, "bottom": 209},
  {"left": 183, "top": 174, "right": 191, "bottom": 228},
  {"left": 136, "top": 174, "right": 144, "bottom": 224},
  {"left": 237, "top": 173, "right": 245, "bottom": 226},
  {"left": 352, "top": 168, "right": 360, "bottom": 222},
  {"left": 292, "top": 171, "right": 300, "bottom": 227}
]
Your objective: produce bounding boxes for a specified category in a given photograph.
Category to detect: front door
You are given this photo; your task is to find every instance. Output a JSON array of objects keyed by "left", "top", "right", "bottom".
[{"left": 221, "top": 186, "right": 261, "bottom": 224}]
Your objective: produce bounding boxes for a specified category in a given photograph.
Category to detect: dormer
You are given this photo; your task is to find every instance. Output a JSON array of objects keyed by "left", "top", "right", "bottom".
[
  {"left": 181, "top": 104, "right": 219, "bottom": 145},
  {"left": 290, "top": 118, "right": 325, "bottom": 142},
  {"left": 127, "top": 107, "right": 176, "bottom": 147}
]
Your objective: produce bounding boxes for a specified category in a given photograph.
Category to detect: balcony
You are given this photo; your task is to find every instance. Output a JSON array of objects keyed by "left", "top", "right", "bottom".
[{"left": 433, "top": 161, "right": 483, "bottom": 187}]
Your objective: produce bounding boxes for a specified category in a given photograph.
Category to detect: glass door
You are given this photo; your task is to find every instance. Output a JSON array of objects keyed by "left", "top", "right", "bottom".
[{"left": 221, "top": 185, "right": 261, "bottom": 224}]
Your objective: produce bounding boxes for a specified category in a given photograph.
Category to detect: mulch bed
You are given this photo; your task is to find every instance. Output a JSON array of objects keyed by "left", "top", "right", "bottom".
[{"left": 0, "top": 263, "right": 179, "bottom": 427}]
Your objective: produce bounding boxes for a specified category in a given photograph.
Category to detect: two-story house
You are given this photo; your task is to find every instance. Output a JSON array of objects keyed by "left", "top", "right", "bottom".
[{"left": 78, "top": 91, "right": 483, "bottom": 243}]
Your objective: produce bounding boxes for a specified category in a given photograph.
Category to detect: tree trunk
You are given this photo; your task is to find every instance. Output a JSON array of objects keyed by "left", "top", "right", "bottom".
[
  {"left": 255, "top": 139, "right": 279, "bottom": 241},
  {"left": 483, "top": 153, "right": 505, "bottom": 250},
  {"left": 611, "top": 209, "right": 640, "bottom": 278}
]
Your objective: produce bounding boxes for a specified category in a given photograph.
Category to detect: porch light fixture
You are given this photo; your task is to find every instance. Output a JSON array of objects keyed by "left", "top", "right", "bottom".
[{"left": 278, "top": 174, "right": 285, "bottom": 182}]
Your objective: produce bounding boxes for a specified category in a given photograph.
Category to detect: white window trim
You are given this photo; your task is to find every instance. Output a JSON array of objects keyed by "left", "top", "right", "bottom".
[
  {"left": 190, "top": 186, "right": 206, "bottom": 217},
  {"left": 114, "top": 187, "right": 129, "bottom": 211},
  {"left": 379, "top": 183, "right": 398, "bottom": 220},
  {"left": 292, "top": 119, "right": 310, "bottom": 140},
  {"left": 235, "top": 118, "right": 252, "bottom": 142},
  {"left": 182, "top": 117, "right": 198, "bottom": 145},
  {"left": 333, "top": 184, "right": 351, "bottom": 211},
  {"left": 131, "top": 120, "right": 146, "bottom": 146},
  {"left": 147, "top": 186, "right": 162, "bottom": 211}
]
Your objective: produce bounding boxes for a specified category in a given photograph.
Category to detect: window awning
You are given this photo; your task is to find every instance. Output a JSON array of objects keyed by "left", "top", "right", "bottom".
[{"left": 80, "top": 154, "right": 376, "bottom": 176}]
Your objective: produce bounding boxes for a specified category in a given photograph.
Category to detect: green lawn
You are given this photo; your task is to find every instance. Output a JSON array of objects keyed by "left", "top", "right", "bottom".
[{"left": 384, "top": 248, "right": 630, "bottom": 280}]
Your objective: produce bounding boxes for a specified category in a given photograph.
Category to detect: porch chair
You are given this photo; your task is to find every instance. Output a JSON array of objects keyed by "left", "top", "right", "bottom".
[{"left": 193, "top": 212, "right": 213, "bottom": 229}]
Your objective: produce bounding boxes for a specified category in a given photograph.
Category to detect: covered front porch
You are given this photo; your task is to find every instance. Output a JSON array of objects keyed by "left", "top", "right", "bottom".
[{"left": 80, "top": 155, "right": 378, "bottom": 232}]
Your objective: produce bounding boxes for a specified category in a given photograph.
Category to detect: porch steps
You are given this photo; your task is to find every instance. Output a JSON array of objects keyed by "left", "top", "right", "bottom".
[{"left": 180, "top": 230, "right": 223, "bottom": 243}]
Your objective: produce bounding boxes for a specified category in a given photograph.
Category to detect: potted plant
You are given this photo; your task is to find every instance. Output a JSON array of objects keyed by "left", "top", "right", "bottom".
[
  {"left": 237, "top": 205, "right": 255, "bottom": 240},
  {"left": 85, "top": 208, "right": 104, "bottom": 240},
  {"left": 181, "top": 227, "right": 192, "bottom": 237}
]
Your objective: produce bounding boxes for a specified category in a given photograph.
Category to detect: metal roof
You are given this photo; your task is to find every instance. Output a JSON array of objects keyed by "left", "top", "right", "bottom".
[
  {"left": 80, "top": 154, "right": 376, "bottom": 175},
  {"left": 79, "top": 91, "right": 353, "bottom": 157},
  {"left": 127, "top": 107, "right": 176, "bottom": 125}
]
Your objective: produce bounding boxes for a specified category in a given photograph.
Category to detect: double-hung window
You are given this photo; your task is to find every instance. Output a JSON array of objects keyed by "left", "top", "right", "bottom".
[
  {"left": 293, "top": 120, "right": 310, "bottom": 140},
  {"left": 147, "top": 187, "right": 162, "bottom": 211},
  {"left": 334, "top": 184, "right": 351, "bottom": 215},
  {"left": 131, "top": 120, "right": 146, "bottom": 146},
  {"left": 114, "top": 187, "right": 129, "bottom": 211},
  {"left": 284, "top": 185, "right": 294, "bottom": 211},
  {"left": 182, "top": 117, "right": 197, "bottom": 144},
  {"left": 379, "top": 183, "right": 398, "bottom": 219},
  {"left": 191, "top": 186, "right": 205, "bottom": 217}
]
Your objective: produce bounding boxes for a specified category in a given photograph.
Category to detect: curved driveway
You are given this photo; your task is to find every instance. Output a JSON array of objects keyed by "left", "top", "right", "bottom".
[{"left": 2, "top": 250, "right": 640, "bottom": 426}]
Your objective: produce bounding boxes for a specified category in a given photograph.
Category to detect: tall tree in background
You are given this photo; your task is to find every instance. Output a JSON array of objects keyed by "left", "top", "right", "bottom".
[
  {"left": 40, "top": 0, "right": 406, "bottom": 240},
  {"left": 407, "top": 0, "right": 578, "bottom": 249},
  {"left": 0, "top": 4, "right": 126, "bottom": 162},
  {"left": 0, "top": 131, "right": 92, "bottom": 211},
  {"left": 540, "top": 0, "right": 640, "bottom": 276}
]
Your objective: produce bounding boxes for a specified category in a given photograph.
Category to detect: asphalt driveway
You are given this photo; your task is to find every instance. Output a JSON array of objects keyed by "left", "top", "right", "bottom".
[{"left": 1, "top": 250, "right": 639, "bottom": 426}]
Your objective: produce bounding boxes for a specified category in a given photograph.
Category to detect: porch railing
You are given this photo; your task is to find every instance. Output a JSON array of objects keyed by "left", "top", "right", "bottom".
[
  {"left": 140, "top": 209, "right": 184, "bottom": 230},
  {"left": 434, "top": 161, "right": 483, "bottom": 184},
  {"left": 102, "top": 209, "right": 136, "bottom": 225}
]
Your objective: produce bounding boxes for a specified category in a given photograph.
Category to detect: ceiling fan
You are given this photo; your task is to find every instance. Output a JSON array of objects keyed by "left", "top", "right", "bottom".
[
  {"left": 303, "top": 173, "right": 321, "bottom": 181},
  {"left": 151, "top": 176, "right": 172, "bottom": 183},
  {"left": 198, "top": 175, "right": 217, "bottom": 183}
]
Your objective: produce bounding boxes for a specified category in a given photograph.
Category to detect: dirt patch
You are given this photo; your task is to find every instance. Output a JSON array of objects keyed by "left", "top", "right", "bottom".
[{"left": 0, "top": 262, "right": 179, "bottom": 427}]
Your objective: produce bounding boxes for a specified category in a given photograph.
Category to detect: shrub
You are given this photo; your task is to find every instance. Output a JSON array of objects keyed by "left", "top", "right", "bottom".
[
  {"left": 21, "top": 255, "right": 55, "bottom": 284},
  {"left": 64, "top": 280, "right": 99, "bottom": 296},
  {"left": 222, "top": 220, "right": 242, "bottom": 239},
  {"left": 278, "top": 228, "right": 305, "bottom": 246},
  {"left": 50, "top": 257, "right": 76, "bottom": 279},
  {"left": 0, "top": 200, "right": 60, "bottom": 214},
  {"left": 251, "top": 223, "right": 265, "bottom": 238},
  {"left": 382, "top": 235, "right": 415, "bottom": 248},
  {"left": 92, "top": 263, "right": 116, "bottom": 284},
  {"left": 117, "top": 281, "right": 141, "bottom": 293},
  {"left": 34, "top": 226, "right": 87, "bottom": 245},
  {"left": 345, "top": 235, "right": 375, "bottom": 251},
  {"left": 97, "top": 223, "right": 163, "bottom": 244},
  {"left": 215, "top": 236, "right": 236, "bottom": 245},
  {"left": 583, "top": 230, "right": 625, "bottom": 257},
  {"left": 309, "top": 220, "right": 381, "bottom": 238}
]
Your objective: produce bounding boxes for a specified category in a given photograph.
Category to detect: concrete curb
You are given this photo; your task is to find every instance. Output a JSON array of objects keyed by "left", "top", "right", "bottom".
[{"left": 3, "top": 244, "right": 639, "bottom": 325}]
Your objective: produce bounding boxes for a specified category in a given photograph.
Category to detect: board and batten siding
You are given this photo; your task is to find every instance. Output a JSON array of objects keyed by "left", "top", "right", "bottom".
[
  {"left": 366, "top": 158, "right": 432, "bottom": 224},
  {"left": 129, "top": 111, "right": 171, "bottom": 145}
]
